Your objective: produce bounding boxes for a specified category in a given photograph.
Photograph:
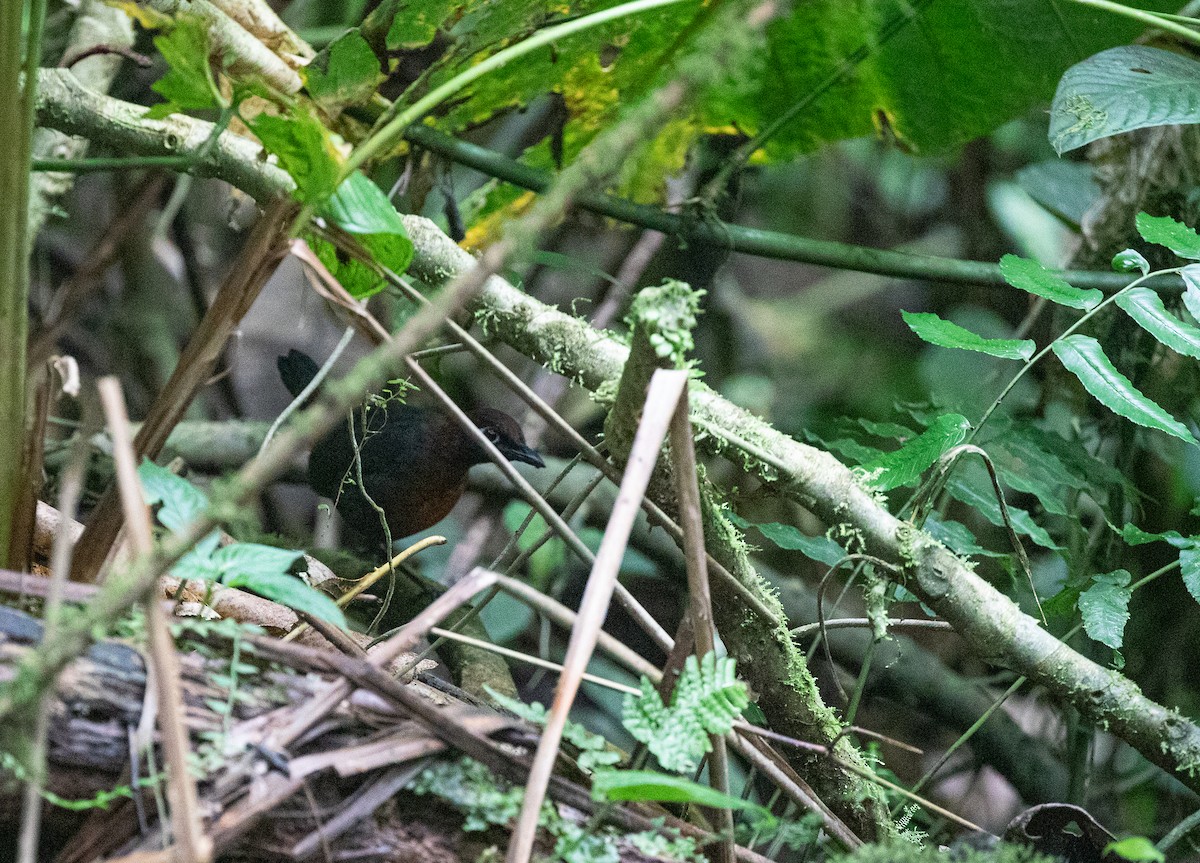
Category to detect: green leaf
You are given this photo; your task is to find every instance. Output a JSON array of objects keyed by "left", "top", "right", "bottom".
[
  {"left": 1104, "top": 836, "right": 1165, "bottom": 863},
  {"left": 211, "top": 543, "right": 303, "bottom": 581},
  {"left": 370, "top": 0, "right": 1166, "bottom": 201},
  {"left": 305, "top": 30, "right": 384, "bottom": 108},
  {"left": 592, "top": 769, "right": 771, "bottom": 818},
  {"left": 999, "top": 255, "right": 1102, "bottom": 310},
  {"left": 860, "top": 413, "right": 971, "bottom": 492},
  {"left": 223, "top": 570, "right": 347, "bottom": 627},
  {"left": 622, "top": 653, "right": 747, "bottom": 774},
  {"left": 1118, "top": 523, "right": 1193, "bottom": 549},
  {"left": 1008, "top": 421, "right": 1134, "bottom": 505},
  {"left": 725, "top": 511, "right": 847, "bottom": 566},
  {"left": 945, "top": 464, "right": 1061, "bottom": 551},
  {"left": 1181, "top": 547, "right": 1200, "bottom": 605},
  {"left": 146, "top": 15, "right": 225, "bottom": 119},
  {"left": 1182, "top": 264, "right": 1200, "bottom": 321},
  {"left": 313, "top": 172, "right": 414, "bottom": 298},
  {"left": 1112, "top": 249, "right": 1149, "bottom": 275},
  {"left": 1136, "top": 212, "right": 1200, "bottom": 260},
  {"left": 486, "top": 688, "right": 621, "bottom": 772},
  {"left": 138, "top": 459, "right": 207, "bottom": 533},
  {"left": 1050, "top": 46, "right": 1200, "bottom": 155},
  {"left": 1115, "top": 287, "right": 1200, "bottom": 358},
  {"left": 902, "top": 311, "right": 1034, "bottom": 360},
  {"left": 988, "top": 440, "right": 1071, "bottom": 517},
  {"left": 923, "top": 514, "right": 1007, "bottom": 559},
  {"left": 171, "top": 531, "right": 223, "bottom": 582},
  {"left": 249, "top": 107, "right": 343, "bottom": 204},
  {"left": 1052, "top": 334, "right": 1195, "bottom": 444},
  {"left": 1015, "top": 160, "right": 1099, "bottom": 227},
  {"left": 1078, "top": 570, "right": 1132, "bottom": 650}
]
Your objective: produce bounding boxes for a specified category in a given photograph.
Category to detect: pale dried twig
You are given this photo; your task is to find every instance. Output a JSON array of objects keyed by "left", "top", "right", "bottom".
[
  {"left": 506, "top": 369, "right": 688, "bottom": 863},
  {"left": 98, "top": 376, "right": 211, "bottom": 863}
]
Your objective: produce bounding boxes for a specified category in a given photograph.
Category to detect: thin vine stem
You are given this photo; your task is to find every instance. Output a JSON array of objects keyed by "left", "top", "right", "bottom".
[
  {"left": 1066, "top": 0, "right": 1200, "bottom": 46},
  {"left": 970, "top": 266, "right": 1183, "bottom": 439}
]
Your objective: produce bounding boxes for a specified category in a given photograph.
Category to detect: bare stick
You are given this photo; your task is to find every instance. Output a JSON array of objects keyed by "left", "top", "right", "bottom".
[
  {"left": 669, "top": 382, "right": 733, "bottom": 863},
  {"left": 506, "top": 369, "right": 687, "bottom": 863},
  {"left": 16, "top": 399, "right": 94, "bottom": 863},
  {"left": 98, "top": 377, "right": 211, "bottom": 863}
]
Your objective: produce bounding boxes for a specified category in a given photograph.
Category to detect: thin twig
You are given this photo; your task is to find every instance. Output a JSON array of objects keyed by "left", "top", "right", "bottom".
[
  {"left": 507, "top": 369, "right": 687, "bottom": 863},
  {"left": 98, "top": 377, "right": 210, "bottom": 863},
  {"left": 16, "top": 399, "right": 95, "bottom": 863}
]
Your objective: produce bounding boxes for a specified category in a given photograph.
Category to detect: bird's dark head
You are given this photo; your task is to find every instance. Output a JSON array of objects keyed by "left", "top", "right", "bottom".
[{"left": 468, "top": 408, "right": 545, "bottom": 468}]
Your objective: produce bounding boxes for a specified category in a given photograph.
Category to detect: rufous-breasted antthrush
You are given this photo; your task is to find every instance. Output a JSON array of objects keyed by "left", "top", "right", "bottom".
[{"left": 278, "top": 349, "right": 544, "bottom": 545}]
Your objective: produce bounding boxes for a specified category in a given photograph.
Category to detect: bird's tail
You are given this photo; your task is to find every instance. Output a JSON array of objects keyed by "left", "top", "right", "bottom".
[{"left": 277, "top": 349, "right": 321, "bottom": 398}]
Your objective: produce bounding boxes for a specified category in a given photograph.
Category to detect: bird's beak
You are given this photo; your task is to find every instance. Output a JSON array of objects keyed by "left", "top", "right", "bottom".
[{"left": 506, "top": 444, "right": 545, "bottom": 469}]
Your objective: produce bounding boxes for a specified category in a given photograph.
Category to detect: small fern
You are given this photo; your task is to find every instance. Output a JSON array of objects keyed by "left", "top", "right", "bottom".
[
  {"left": 622, "top": 652, "right": 748, "bottom": 774},
  {"left": 486, "top": 687, "right": 621, "bottom": 774}
]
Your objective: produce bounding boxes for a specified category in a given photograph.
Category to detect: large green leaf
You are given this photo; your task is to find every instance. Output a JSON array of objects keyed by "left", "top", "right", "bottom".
[
  {"left": 1051, "top": 334, "right": 1195, "bottom": 444},
  {"left": 360, "top": 0, "right": 1165, "bottom": 192},
  {"left": 592, "top": 769, "right": 770, "bottom": 818},
  {"left": 1050, "top": 46, "right": 1200, "bottom": 155},
  {"left": 1115, "top": 287, "right": 1200, "bottom": 359}
]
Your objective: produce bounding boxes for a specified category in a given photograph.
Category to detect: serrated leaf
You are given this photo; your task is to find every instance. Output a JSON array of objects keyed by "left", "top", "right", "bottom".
[
  {"left": 1182, "top": 265, "right": 1200, "bottom": 321},
  {"left": 989, "top": 441, "right": 1070, "bottom": 517},
  {"left": 999, "top": 255, "right": 1102, "bottom": 310},
  {"left": 902, "top": 311, "right": 1034, "bottom": 360},
  {"left": 250, "top": 107, "right": 343, "bottom": 204},
  {"left": 945, "top": 463, "right": 1061, "bottom": 550},
  {"left": 1050, "top": 46, "right": 1200, "bottom": 155},
  {"left": 1112, "top": 249, "right": 1149, "bottom": 275},
  {"left": 725, "top": 511, "right": 846, "bottom": 566},
  {"left": 806, "top": 432, "right": 886, "bottom": 466},
  {"left": 923, "top": 514, "right": 1008, "bottom": 558},
  {"left": 622, "top": 653, "right": 747, "bottom": 774},
  {"left": 1008, "top": 421, "right": 1134, "bottom": 502},
  {"left": 1052, "top": 334, "right": 1195, "bottom": 443},
  {"left": 861, "top": 413, "right": 971, "bottom": 491},
  {"left": 1181, "top": 547, "right": 1200, "bottom": 605},
  {"left": 1136, "top": 212, "right": 1200, "bottom": 260},
  {"left": 1118, "top": 523, "right": 1192, "bottom": 548},
  {"left": 592, "top": 769, "right": 771, "bottom": 818},
  {"left": 223, "top": 570, "right": 346, "bottom": 627},
  {"left": 856, "top": 418, "right": 916, "bottom": 439},
  {"left": 146, "top": 16, "right": 225, "bottom": 119},
  {"left": 1115, "top": 287, "right": 1200, "bottom": 358},
  {"left": 305, "top": 30, "right": 384, "bottom": 107},
  {"left": 138, "top": 459, "right": 207, "bottom": 533},
  {"left": 1077, "top": 569, "right": 1131, "bottom": 649}
]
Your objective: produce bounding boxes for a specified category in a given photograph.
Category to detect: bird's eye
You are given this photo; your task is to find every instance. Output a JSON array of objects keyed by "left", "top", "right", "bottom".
[{"left": 483, "top": 426, "right": 500, "bottom": 442}]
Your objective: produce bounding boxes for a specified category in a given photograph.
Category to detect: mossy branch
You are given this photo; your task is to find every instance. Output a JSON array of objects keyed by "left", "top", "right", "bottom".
[{"left": 30, "top": 67, "right": 1200, "bottom": 794}]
